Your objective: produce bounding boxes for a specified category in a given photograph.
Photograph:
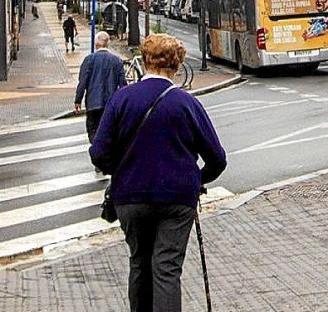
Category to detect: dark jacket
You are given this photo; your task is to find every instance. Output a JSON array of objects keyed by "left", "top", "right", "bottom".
[
  {"left": 89, "top": 78, "right": 227, "bottom": 209},
  {"left": 74, "top": 49, "right": 127, "bottom": 111},
  {"left": 63, "top": 18, "right": 76, "bottom": 37}
]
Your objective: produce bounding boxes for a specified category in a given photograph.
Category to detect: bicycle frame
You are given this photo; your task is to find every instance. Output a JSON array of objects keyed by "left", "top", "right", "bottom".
[{"left": 124, "top": 56, "right": 144, "bottom": 84}]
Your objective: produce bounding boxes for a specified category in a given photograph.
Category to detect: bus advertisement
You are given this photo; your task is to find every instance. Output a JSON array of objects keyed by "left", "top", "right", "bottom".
[{"left": 205, "top": 0, "right": 328, "bottom": 72}]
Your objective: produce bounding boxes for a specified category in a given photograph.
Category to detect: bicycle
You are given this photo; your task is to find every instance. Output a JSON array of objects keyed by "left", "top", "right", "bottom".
[
  {"left": 123, "top": 55, "right": 193, "bottom": 89},
  {"left": 123, "top": 55, "right": 144, "bottom": 84}
]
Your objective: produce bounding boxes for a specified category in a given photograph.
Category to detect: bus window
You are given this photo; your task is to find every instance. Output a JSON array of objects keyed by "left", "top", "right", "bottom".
[
  {"left": 245, "top": 0, "right": 255, "bottom": 32},
  {"left": 208, "top": 0, "right": 219, "bottom": 28},
  {"left": 232, "top": 0, "right": 246, "bottom": 32}
]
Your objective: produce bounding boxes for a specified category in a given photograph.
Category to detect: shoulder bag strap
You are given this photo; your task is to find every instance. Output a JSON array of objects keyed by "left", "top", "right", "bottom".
[{"left": 115, "top": 84, "right": 177, "bottom": 173}]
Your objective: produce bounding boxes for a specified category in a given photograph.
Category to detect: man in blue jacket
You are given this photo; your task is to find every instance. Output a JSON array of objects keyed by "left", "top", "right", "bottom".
[{"left": 74, "top": 31, "right": 127, "bottom": 164}]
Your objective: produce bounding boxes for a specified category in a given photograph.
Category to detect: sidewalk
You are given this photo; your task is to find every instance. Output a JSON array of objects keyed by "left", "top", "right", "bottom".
[
  {"left": 0, "top": 2, "right": 238, "bottom": 127},
  {"left": 1, "top": 172, "right": 328, "bottom": 311}
]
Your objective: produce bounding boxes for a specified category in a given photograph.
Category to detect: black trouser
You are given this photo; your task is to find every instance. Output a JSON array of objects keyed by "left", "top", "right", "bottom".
[
  {"left": 65, "top": 34, "right": 75, "bottom": 49},
  {"left": 86, "top": 108, "right": 104, "bottom": 144},
  {"left": 115, "top": 204, "right": 196, "bottom": 312}
]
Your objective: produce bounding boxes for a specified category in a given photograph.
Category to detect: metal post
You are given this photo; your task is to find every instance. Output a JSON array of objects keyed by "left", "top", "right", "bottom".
[
  {"left": 156, "top": 4, "right": 160, "bottom": 32},
  {"left": 145, "top": 0, "right": 150, "bottom": 37},
  {"left": 200, "top": 0, "right": 207, "bottom": 71},
  {"left": 0, "top": 0, "right": 7, "bottom": 80},
  {"left": 91, "top": 0, "right": 96, "bottom": 53}
]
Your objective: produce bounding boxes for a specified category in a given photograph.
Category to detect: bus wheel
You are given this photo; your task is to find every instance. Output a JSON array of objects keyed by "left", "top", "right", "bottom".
[
  {"left": 235, "top": 43, "right": 245, "bottom": 74},
  {"left": 303, "top": 62, "right": 319, "bottom": 73}
]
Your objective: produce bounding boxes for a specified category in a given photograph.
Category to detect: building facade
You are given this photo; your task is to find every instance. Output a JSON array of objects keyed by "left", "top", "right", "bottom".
[{"left": 0, "top": 0, "right": 26, "bottom": 81}]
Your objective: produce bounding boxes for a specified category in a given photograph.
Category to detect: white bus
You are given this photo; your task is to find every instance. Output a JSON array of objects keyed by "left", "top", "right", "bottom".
[{"left": 205, "top": 0, "right": 328, "bottom": 72}]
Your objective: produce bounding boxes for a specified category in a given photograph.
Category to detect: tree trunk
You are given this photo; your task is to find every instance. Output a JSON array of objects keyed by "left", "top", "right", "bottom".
[{"left": 128, "top": 0, "right": 140, "bottom": 46}]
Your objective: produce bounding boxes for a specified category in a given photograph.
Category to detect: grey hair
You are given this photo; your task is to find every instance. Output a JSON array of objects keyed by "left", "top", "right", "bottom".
[{"left": 95, "top": 31, "right": 110, "bottom": 48}]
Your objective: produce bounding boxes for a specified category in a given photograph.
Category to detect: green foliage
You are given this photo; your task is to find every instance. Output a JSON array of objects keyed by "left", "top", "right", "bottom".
[
  {"left": 88, "top": 9, "right": 103, "bottom": 25},
  {"left": 72, "top": 3, "right": 80, "bottom": 13},
  {"left": 151, "top": 22, "right": 167, "bottom": 34},
  {"left": 130, "top": 47, "right": 141, "bottom": 56}
]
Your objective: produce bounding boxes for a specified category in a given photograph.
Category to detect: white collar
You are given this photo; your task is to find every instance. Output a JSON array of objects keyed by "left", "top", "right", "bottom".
[
  {"left": 142, "top": 73, "right": 174, "bottom": 84},
  {"left": 96, "top": 48, "right": 111, "bottom": 53}
]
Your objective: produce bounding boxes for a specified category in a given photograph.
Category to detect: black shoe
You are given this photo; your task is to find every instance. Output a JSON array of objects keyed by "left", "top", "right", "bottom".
[
  {"left": 72, "top": 47, "right": 75, "bottom": 52},
  {"left": 66, "top": 48, "right": 68, "bottom": 53}
]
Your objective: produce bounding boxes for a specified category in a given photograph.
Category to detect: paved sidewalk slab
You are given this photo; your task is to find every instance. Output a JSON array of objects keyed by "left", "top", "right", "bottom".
[
  {"left": 0, "top": 2, "right": 74, "bottom": 127},
  {"left": 1, "top": 173, "right": 328, "bottom": 311}
]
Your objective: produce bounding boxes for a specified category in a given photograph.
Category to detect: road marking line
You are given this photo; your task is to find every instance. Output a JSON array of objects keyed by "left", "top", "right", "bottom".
[
  {"left": 206, "top": 100, "right": 281, "bottom": 111},
  {"left": 0, "top": 191, "right": 103, "bottom": 228},
  {"left": 0, "top": 144, "right": 89, "bottom": 166},
  {"left": 281, "top": 90, "right": 298, "bottom": 94},
  {"left": 0, "top": 134, "right": 87, "bottom": 155},
  {"left": 299, "top": 94, "right": 319, "bottom": 98},
  {"left": 231, "top": 134, "right": 328, "bottom": 154},
  {"left": 310, "top": 97, "right": 328, "bottom": 102},
  {"left": 217, "top": 105, "right": 251, "bottom": 112},
  {"left": 216, "top": 99, "right": 308, "bottom": 117},
  {"left": 0, "top": 217, "right": 116, "bottom": 259},
  {"left": 0, "top": 116, "right": 85, "bottom": 136},
  {"left": 268, "top": 87, "right": 289, "bottom": 91},
  {"left": 0, "top": 172, "right": 109, "bottom": 202},
  {"left": 230, "top": 122, "right": 328, "bottom": 155},
  {"left": 248, "top": 82, "right": 262, "bottom": 86}
]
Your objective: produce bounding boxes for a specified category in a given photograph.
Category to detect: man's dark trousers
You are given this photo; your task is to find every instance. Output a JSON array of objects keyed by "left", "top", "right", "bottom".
[
  {"left": 86, "top": 108, "right": 104, "bottom": 144},
  {"left": 115, "top": 204, "right": 196, "bottom": 312}
]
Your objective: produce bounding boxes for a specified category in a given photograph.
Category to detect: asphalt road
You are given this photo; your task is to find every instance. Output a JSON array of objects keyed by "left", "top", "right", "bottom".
[
  {"left": 139, "top": 13, "right": 201, "bottom": 58},
  {"left": 201, "top": 67, "right": 328, "bottom": 192}
]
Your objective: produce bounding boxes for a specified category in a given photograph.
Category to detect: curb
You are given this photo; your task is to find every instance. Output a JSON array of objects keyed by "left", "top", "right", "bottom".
[
  {"left": 190, "top": 74, "right": 243, "bottom": 97},
  {"left": 215, "top": 167, "right": 328, "bottom": 214},
  {"left": 50, "top": 74, "right": 244, "bottom": 120}
]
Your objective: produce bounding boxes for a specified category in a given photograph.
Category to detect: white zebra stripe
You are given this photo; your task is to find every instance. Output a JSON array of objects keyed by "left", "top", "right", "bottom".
[
  {"left": 0, "top": 217, "right": 117, "bottom": 259},
  {"left": 0, "top": 190, "right": 103, "bottom": 228},
  {"left": 0, "top": 134, "right": 87, "bottom": 155},
  {"left": 0, "top": 171, "right": 109, "bottom": 202},
  {"left": 0, "top": 116, "right": 85, "bottom": 136},
  {"left": 0, "top": 144, "right": 89, "bottom": 166}
]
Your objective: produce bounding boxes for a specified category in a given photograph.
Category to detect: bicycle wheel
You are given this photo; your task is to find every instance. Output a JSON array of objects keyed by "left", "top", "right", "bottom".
[
  {"left": 124, "top": 60, "right": 143, "bottom": 84},
  {"left": 172, "top": 63, "right": 188, "bottom": 88}
]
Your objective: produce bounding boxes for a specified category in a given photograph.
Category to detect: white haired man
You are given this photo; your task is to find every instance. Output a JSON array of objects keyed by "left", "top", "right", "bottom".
[{"left": 74, "top": 31, "right": 127, "bottom": 173}]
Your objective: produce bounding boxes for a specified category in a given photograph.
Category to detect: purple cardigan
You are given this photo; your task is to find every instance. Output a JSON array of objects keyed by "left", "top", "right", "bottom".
[{"left": 89, "top": 78, "right": 226, "bottom": 208}]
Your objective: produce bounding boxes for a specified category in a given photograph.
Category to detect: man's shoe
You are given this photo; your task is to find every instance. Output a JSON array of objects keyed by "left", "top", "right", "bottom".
[
  {"left": 72, "top": 47, "right": 75, "bottom": 52},
  {"left": 66, "top": 48, "right": 69, "bottom": 53}
]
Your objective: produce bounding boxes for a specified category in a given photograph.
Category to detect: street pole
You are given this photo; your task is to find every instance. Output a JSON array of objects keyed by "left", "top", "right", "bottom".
[
  {"left": 0, "top": 0, "right": 7, "bottom": 81},
  {"left": 145, "top": 0, "right": 150, "bottom": 37},
  {"left": 91, "top": 0, "right": 96, "bottom": 53},
  {"left": 200, "top": 0, "right": 208, "bottom": 71}
]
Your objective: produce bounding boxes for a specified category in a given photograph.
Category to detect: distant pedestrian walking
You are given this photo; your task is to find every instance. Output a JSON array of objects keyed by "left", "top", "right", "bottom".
[
  {"left": 89, "top": 34, "right": 227, "bottom": 312},
  {"left": 32, "top": 3, "right": 39, "bottom": 19},
  {"left": 57, "top": 1, "right": 64, "bottom": 21},
  {"left": 74, "top": 32, "right": 127, "bottom": 172},
  {"left": 63, "top": 15, "right": 77, "bottom": 53}
]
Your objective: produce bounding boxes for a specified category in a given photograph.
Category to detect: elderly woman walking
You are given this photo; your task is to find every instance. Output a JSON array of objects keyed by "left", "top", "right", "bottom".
[{"left": 89, "top": 34, "right": 227, "bottom": 312}]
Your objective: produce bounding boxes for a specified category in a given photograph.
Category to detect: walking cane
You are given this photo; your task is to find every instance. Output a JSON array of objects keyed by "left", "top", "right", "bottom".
[{"left": 195, "top": 187, "right": 212, "bottom": 312}]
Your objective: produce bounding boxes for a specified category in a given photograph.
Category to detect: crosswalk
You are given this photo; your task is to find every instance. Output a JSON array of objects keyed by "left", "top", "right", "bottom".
[{"left": 0, "top": 116, "right": 233, "bottom": 260}]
